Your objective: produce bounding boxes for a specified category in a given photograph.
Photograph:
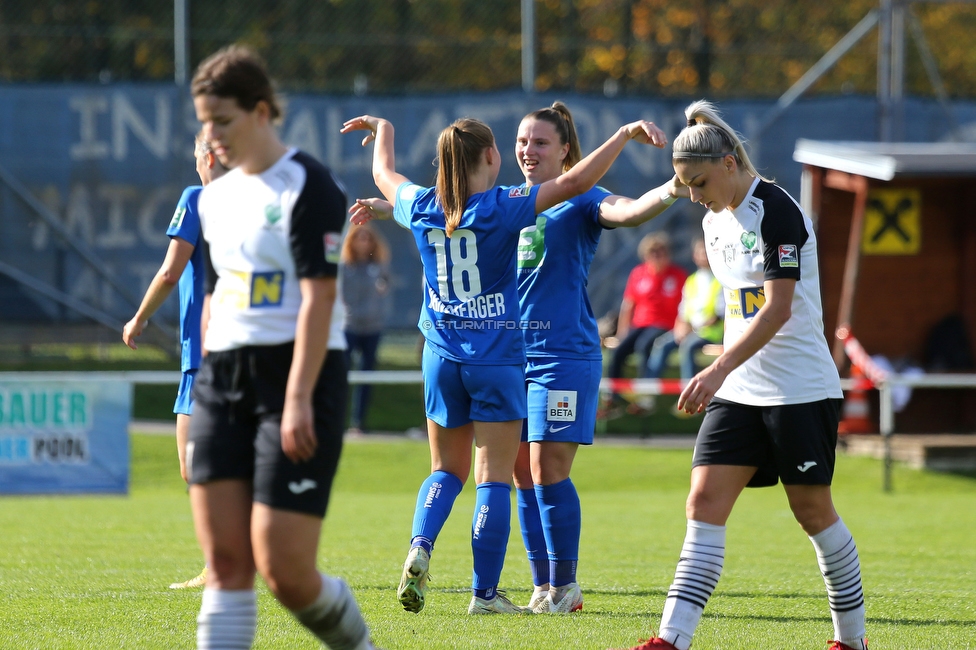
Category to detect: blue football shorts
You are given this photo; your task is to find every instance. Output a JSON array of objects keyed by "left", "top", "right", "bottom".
[
  {"left": 422, "top": 344, "right": 527, "bottom": 428},
  {"left": 522, "top": 357, "right": 602, "bottom": 445},
  {"left": 173, "top": 369, "right": 197, "bottom": 415}
]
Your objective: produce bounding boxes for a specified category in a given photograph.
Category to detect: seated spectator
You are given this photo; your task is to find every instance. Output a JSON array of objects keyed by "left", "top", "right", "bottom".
[
  {"left": 604, "top": 232, "right": 686, "bottom": 414},
  {"left": 647, "top": 237, "right": 724, "bottom": 382}
]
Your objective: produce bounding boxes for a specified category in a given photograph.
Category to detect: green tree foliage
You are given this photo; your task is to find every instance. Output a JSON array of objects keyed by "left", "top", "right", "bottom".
[{"left": 1, "top": 0, "right": 975, "bottom": 98}]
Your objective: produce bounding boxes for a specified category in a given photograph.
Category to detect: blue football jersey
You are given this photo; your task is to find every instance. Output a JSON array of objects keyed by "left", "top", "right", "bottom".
[
  {"left": 166, "top": 186, "right": 204, "bottom": 372},
  {"left": 393, "top": 182, "right": 540, "bottom": 365},
  {"left": 517, "top": 185, "right": 610, "bottom": 360}
]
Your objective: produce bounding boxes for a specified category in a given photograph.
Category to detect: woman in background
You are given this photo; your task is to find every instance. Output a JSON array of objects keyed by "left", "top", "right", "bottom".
[{"left": 340, "top": 223, "right": 391, "bottom": 435}]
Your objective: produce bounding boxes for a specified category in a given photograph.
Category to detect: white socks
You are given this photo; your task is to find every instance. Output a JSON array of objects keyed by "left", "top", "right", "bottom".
[
  {"left": 197, "top": 588, "right": 257, "bottom": 650},
  {"left": 293, "top": 572, "right": 372, "bottom": 650},
  {"left": 810, "top": 518, "right": 867, "bottom": 650},
  {"left": 659, "top": 520, "right": 726, "bottom": 650}
]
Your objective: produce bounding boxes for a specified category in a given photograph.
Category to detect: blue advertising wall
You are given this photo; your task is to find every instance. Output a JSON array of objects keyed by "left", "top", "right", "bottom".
[
  {"left": 1, "top": 85, "right": 975, "bottom": 332},
  {"left": 0, "top": 375, "right": 130, "bottom": 494}
]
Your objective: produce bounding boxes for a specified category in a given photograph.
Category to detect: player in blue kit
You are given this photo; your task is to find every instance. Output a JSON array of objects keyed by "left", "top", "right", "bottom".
[
  {"left": 342, "top": 112, "right": 663, "bottom": 615},
  {"left": 122, "top": 131, "right": 226, "bottom": 589},
  {"left": 510, "top": 102, "right": 685, "bottom": 613}
]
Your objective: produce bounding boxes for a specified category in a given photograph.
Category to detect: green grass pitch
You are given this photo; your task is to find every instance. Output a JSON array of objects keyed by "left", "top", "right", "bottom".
[{"left": 1, "top": 433, "right": 974, "bottom": 649}]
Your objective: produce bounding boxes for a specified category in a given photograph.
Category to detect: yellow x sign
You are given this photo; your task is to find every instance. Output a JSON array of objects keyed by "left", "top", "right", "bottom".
[{"left": 862, "top": 188, "right": 921, "bottom": 255}]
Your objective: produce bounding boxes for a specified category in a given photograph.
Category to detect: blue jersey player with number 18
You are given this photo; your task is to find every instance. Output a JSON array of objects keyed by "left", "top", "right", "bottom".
[{"left": 341, "top": 112, "right": 664, "bottom": 616}]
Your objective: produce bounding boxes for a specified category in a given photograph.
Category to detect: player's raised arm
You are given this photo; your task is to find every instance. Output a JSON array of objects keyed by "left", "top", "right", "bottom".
[
  {"left": 341, "top": 115, "right": 409, "bottom": 204},
  {"left": 534, "top": 119, "right": 666, "bottom": 215}
]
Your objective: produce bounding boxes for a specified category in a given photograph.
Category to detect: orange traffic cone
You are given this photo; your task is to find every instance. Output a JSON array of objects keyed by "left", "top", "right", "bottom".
[{"left": 838, "top": 364, "right": 873, "bottom": 434}]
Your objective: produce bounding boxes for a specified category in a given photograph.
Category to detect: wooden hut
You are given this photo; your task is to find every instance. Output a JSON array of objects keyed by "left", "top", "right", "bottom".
[{"left": 793, "top": 140, "right": 976, "bottom": 432}]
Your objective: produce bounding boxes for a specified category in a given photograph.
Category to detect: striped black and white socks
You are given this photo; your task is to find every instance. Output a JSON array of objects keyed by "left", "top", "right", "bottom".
[
  {"left": 197, "top": 588, "right": 257, "bottom": 649},
  {"left": 659, "top": 520, "right": 726, "bottom": 650},
  {"left": 810, "top": 518, "right": 867, "bottom": 650},
  {"left": 293, "top": 573, "right": 372, "bottom": 650}
]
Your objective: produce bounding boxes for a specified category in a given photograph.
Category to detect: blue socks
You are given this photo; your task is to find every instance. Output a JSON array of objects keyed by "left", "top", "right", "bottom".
[
  {"left": 410, "top": 470, "right": 464, "bottom": 555},
  {"left": 536, "top": 478, "right": 581, "bottom": 587},
  {"left": 516, "top": 487, "right": 550, "bottom": 586},
  {"left": 471, "top": 482, "right": 512, "bottom": 599}
]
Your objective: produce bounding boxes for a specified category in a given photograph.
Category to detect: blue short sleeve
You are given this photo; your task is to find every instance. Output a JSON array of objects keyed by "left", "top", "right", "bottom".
[
  {"left": 496, "top": 184, "right": 541, "bottom": 233},
  {"left": 393, "top": 182, "right": 427, "bottom": 229},
  {"left": 167, "top": 186, "right": 202, "bottom": 245}
]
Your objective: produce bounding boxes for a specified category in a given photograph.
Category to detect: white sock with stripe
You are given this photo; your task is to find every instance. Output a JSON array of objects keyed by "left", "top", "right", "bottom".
[
  {"left": 659, "top": 520, "right": 725, "bottom": 650},
  {"left": 810, "top": 518, "right": 867, "bottom": 650},
  {"left": 197, "top": 588, "right": 256, "bottom": 650},
  {"left": 293, "top": 573, "right": 371, "bottom": 650}
]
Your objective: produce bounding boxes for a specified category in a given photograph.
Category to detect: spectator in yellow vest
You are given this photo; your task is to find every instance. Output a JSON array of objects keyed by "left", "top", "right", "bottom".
[{"left": 646, "top": 238, "right": 724, "bottom": 381}]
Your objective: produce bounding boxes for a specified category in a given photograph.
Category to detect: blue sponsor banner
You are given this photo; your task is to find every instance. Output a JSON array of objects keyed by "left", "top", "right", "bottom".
[{"left": 0, "top": 376, "right": 130, "bottom": 494}]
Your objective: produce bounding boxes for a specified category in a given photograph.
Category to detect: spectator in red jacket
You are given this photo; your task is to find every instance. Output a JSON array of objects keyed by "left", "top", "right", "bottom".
[{"left": 605, "top": 232, "right": 686, "bottom": 413}]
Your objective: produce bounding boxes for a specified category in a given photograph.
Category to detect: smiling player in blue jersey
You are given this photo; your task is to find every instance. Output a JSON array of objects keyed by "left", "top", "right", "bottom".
[
  {"left": 123, "top": 132, "right": 226, "bottom": 589},
  {"left": 510, "top": 102, "right": 686, "bottom": 614},
  {"left": 342, "top": 112, "right": 663, "bottom": 616}
]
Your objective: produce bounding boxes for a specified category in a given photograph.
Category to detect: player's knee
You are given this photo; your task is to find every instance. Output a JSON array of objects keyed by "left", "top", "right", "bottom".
[
  {"left": 260, "top": 562, "right": 315, "bottom": 609},
  {"left": 685, "top": 489, "right": 732, "bottom": 525},
  {"left": 207, "top": 551, "right": 255, "bottom": 590},
  {"left": 791, "top": 503, "right": 838, "bottom": 536}
]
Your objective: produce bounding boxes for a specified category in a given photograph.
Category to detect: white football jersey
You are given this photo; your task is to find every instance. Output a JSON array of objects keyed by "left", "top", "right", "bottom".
[
  {"left": 703, "top": 177, "right": 842, "bottom": 406},
  {"left": 198, "top": 148, "right": 347, "bottom": 352}
]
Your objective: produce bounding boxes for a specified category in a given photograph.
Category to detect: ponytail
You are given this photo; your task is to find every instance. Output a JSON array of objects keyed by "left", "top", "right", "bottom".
[
  {"left": 672, "top": 100, "right": 770, "bottom": 182},
  {"left": 435, "top": 118, "right": 495, "bottom": 237},
  {"left": 524, "top": 101, "right": 582, "bottom": 172}
]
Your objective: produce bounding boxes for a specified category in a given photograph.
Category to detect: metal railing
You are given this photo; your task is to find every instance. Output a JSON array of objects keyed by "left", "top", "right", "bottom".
[{"left": 4, "top": 370, "right": 974, "bottom": 492}]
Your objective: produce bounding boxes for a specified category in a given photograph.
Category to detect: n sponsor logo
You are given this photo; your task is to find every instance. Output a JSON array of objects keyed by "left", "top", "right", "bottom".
[
  {"left": 508, "top": 185, "right": 531, "bottom": 198},
  {"left": 797, "top": 461, "right": 817, "bottom": 472},
  {"left": 727, "top": 287, "right": 765, "bottom": 319},
  {"left": 250, "top": 271, "right": 285, "bottom": 307}
]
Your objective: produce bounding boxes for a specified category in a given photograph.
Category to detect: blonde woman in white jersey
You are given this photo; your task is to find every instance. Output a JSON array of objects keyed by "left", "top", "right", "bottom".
[{"left": 615, "top": 101, "right": 867, "bottom": 650}]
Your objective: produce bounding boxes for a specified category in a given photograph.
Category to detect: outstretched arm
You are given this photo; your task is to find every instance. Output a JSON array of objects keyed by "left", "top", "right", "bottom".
[
  {"left": 340, "top": 116, "right": 409, "bottom": 203},
  {"left": 122, "top": 237, "right": 194, "bottom": 349},
  {"left": 348, "top": 197, "right": 393, "bottom": 225},
  {"left": 598, "top": 174, "right": 690, "bottom": 228},
  {"left": 535, "top": 120, "right": 667, "bottom": 215}
]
